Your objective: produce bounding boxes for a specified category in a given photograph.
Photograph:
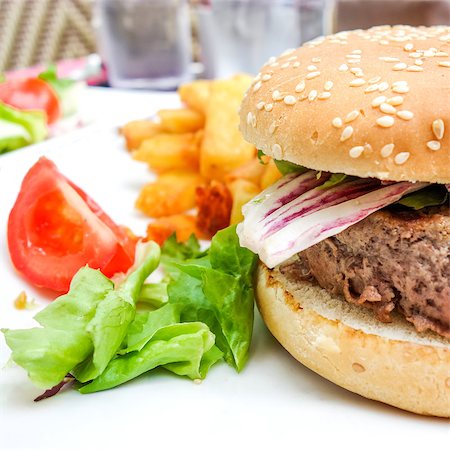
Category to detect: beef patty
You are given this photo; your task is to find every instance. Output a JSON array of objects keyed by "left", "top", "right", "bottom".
[{"left": 279, "top": 206, "right": 450, "bottom": 338}]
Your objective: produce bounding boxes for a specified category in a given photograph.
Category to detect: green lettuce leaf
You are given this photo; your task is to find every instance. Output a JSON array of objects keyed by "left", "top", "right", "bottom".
[
  {"left": 162, "top": 233, "right": 206, "bottom": 262},
  {"left": 396, "top": 184, "right": 448, "bottom": 210},
  {"left": 166, "top": 225, "right": 257, "bottom": 371},
  {"left": 79, "top": 322, "right": 221, "bottom": 393},
  {"left": 318, "top": 173, "right": 352, "bottom": 189},
  {"left": 0, "top": 102, "right": 47, "bottom": 153},
  {"left": 274, "top": 159, "right": 307, "bottom": 175},
  {"left": 2, "top": 268, "right": 113, "bottom": 388},
  {"left": 2, "top": 243, "right": 160, "bottom": 389},
  {"left": 72, "top": 242, "right": 161, "bottom": 382},
  {"left": 137, "top": 282, "right": 168, "bottom": 309}
]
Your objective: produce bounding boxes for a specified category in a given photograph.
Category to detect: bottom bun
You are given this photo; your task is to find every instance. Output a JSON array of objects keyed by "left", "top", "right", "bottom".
[{"left": 256, "top": 263, "right": 450, "bottom": 417}]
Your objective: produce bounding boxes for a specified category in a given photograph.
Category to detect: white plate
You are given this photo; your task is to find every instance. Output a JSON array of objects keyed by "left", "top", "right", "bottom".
[{"left": 0, "top": 91, "right": 447, "bottom": 450}]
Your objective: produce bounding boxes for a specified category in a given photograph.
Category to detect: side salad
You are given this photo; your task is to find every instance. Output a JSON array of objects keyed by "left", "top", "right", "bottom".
[
  {"left": 3, "top": 226, "right": 256, "bottom": 397},
  {"left": 0, "top": 66, "right": 83, "bottom": 154}
]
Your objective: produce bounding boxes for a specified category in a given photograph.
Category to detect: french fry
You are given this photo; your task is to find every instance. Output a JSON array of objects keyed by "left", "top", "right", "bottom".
[
  {"left": 136, "top": 171, "right": 204, "bottom": 218},
  {"left": 200, "top": 75, "right": 256, "bottom": 181},
  {"left": 228, "top": 179, "right": 260, "bottom": 224},
  {"left": 157, "top": 108, "right": 205, "bottom": 133},
  {"left": 145, "top": 214, "right": 201, "bottom": 245},
  {"left": 120, "top": 120, "right": 161, "bottom": 151},
  {"left": 196, "top": 181, "right": 232, "bottom": 238},
  {"left": 225, "top": 157, "right": 266, "bottom": 186},
  {"left": 133, "top": 132, "right": 200, "bottom": 173},
  {"left": 178, "top": 80, "right": 211, "bottom": 114},
  {"left": 260, "top": 158, "right": 282, "bottom": 190}
]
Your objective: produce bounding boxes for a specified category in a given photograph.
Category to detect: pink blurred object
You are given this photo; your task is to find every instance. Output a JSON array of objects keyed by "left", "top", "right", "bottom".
[{"left": 5, "top": 55, "right": 106, "bottom": 85}]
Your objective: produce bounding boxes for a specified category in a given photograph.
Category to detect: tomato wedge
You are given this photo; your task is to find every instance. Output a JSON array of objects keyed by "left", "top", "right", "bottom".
[
  {"left": 0, "top": 78, "right": 60, "bottom": 124},
  {"left": 8, "top": 157, "right": 137, "bottom": 292}
]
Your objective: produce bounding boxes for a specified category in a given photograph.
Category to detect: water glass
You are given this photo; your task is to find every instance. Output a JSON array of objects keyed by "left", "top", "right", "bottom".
[
  {"left": 195, "top": 0, "right": 333, "bottom": 78},
  {"left": 96, "top": 0, "right": 192, "bottom": 89}
]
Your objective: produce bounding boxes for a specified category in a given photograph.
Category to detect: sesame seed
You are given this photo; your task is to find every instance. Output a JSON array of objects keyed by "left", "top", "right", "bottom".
[
  {"left": 392, "top": 85, "right": 409, "bottom": 94},
  {"left": 394, "top": 152, "right": 410, "bottom": 165},
  {"left": 349, "top": 146, "right": 365, "bottom": 158},
  {"left": 346, "top": 54, "right": 361, "bottom": 59},
  {"left": 415, "top": 59, "right": 424, "bottom": 65},
  {"left": 427, "top": 140, "right": 441, "bottom": 151},
  {"left": 338, "top": 64, "right": 349, "bottom": 72},
  {"left": 266, "top": 56, "right": 276, "bottom": 65},
  {"left": 349, "top": 78, "right": 365, "bottom": 87},
  {"left": 269, "top": 121, "right": 277, "bottom": 134},
  {"left": 387, "top": 96, "right": 404, "bottom": 106},
  {"left": 379, "top": 56, "right": 400, "bottom": 62},
  {"left": 378, "top": 82, "right": 390, "bottom": 92},
  {"left": 432, "top": 119, "right": 445, "bottom": 139},
  {"left": 270, "top": 62, "right": 279, "bottom": 68},
  {"left": 368, "top": 76, "right": 382, "bottom": 84},
  {"left": 318, "top": 92, "right": 332, "bottom": 100},
  {"left": 264, "top": 103, "right": 273, "bottom": 112},
  {"left": 246, "top": 112, "right": 253, "bottom": 125},
  {"left": 371, "top": 95, "right": 387, "bottom": 107},
  {"left": 256, "top": 101, "right": 265, "bottom": 110},
  {"left": 380, "top": 103, "right": 397, "bottom": 114},
  {"left": 393, "top": 62, "right": 407, "bottom": 71},
  {"left": 281, "top": 62, "right": 290, "bottom": 69},
  {"left": 293, "top": 62, "right": 301, "bottom": 68},
  {"left": 284, "top": 95, "right": 297, "bottom": 105},
  {"left": 409, "top": 52, "right": 422, "bottom": 58},
  {"left": 332, "top": 117, "right": 343, "bottom": 128},
  {"left": 262, "top": 74, "right": 272, "bottom": 81},
  {"left": 397, "top": 110, "right": 414, "bottom": 120},
  {"left": 436, "top": 51, "right": 449, "bottom": 57},
  {"left": 364, "top": 84, "right": 379, "bottom": 93},
  {"left": 251, "top": 115, "right": 257, "bottom": 128},
  {"left": 345, "top": 110, "right": 360, "bottom": 122},
  {"left": 376, "top": 116, "right": 395, "bottom": 127},
  {"left": 324, "top": 81, "right": 334, "bottom": 91},
  {"left": 408, "top": 65, "right": 424, "bottom": 72},
  {"left": 272, "top": 143, "right": 282, "bottom": 158},
  {"left": 308, "top": 90, "right": 318, "bottom": 101},
  {"left": 306, "top": 71, "right": 321, "bottom": 79},
  {"left": 295, "top": 81, "right": 306, "bottom": 93},
  {"left": 340, "top": 126, "right": 354, "bottom": 141},
  {"left": 380, "top": 39, "right": 389, "bottom": 45},
  {"left": 272, "top": 90, "right": 283, "bottom": 101},
  {"left": 312, "top": 57, "right": 321, "bottom": 63},
  {"left": 404, "top": 43, "right": 414, "bottom": 51},
  {"left": 253, "top": 81, "right": 262, "bottom": 92},
  {"left": 350, "top": 67, "right": 363, "bottom": 75},
  {"left": 438, "top": 61, "right": 450, "bottom": 67},
  {"left": 287, "top": 56, "right": 298, "bottom": 61},
  {"left": 307, "top": 65, "right": 318, "bottom": 71},
  {"left": 381, "top": 143, "right": 395, "bottom": 157}
]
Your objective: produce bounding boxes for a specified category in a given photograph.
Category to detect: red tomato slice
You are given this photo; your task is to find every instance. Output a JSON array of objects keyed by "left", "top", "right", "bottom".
[
  {"left": 8, "top": 157, "right": 137, "bottom": 292},
  {"left": 0, "top": 78, "right": 60, "bottom": 124}
]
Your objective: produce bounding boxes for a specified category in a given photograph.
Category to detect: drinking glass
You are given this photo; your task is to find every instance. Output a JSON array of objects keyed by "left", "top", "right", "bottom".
[
  {"left": 195, "top": 0, "right": 334, "bottom": 78},
  {"left": 96, "top": 0, "right": 192, "bottom": 89}
]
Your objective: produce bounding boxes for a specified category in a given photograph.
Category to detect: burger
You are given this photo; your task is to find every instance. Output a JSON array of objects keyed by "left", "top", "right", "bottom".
[{"left": 237, "top": 25, "right": 450, "bottom": 417}]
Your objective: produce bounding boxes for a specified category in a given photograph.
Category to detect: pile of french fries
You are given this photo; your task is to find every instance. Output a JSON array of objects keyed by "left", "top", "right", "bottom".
[{"left": 120, "top": 74, "right": 282, "bottom": 244}]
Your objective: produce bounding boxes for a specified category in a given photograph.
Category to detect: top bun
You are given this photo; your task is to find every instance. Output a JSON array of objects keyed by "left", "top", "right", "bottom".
[{"left": 239, "top": 26, "right": 450, "bottom": 184}]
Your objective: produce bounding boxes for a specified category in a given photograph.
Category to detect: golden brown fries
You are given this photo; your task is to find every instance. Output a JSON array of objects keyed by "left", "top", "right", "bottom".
[
  {"left": 196, "top": 181, "right": 233, "bottom": 238},
  {"left": 133, "top": 132, "right": 200, "bottom": 173},
  {"left": 225, "top": 157, "right": 267, "bottom": 187},
  {"left": 228, "top": 179, "right": 260, "bottom": 225},
  {"left": 136, "top": 171, "right": 204, "bottom": 218},
  {"left": 178, "top": 80, "right": 211, "bottom": 114},
  {"left": 123, "top": 75, "right": 284, "bottom": 243},
  {"left": 200, "top": 75, "right": 256, "bottom": 181},
  {"left": 144, "top": 214, "right": 202, "bottom": 245},
  {"left": 157, "top": 108, "right": 205, "bottom": 133},
  {"left": 120, "top": 120, "right": 161, "bottom": 151}
]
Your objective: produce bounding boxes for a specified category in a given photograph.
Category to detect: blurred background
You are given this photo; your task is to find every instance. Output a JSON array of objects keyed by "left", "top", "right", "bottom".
[{"left": 1, "top": 0, "right": 449, "bottom": 88}]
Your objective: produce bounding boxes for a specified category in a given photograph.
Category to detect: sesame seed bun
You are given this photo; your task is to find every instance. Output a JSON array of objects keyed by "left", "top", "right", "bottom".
[
  {"left": 239, "top": 25, "right": 450, "bottom": 184},
  {"left": 256, "top": 262, "right": 450, "bottom": 417}
]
